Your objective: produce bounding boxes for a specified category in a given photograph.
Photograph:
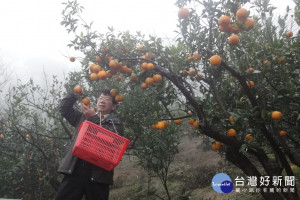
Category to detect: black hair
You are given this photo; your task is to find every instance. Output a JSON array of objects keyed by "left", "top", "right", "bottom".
[{"left": 100, "top": 89, "right": 117, "bottom": 104}]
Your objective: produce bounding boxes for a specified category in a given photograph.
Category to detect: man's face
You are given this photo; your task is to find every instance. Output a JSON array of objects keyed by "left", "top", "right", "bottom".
[{"left": 97, "top": 93, "right": 116, "bottom": 115}]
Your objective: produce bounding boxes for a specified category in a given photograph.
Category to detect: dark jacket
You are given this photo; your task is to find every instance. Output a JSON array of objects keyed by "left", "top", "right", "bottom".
[{"left": 58, "top": 93, "right": 124, "bottom": 185}]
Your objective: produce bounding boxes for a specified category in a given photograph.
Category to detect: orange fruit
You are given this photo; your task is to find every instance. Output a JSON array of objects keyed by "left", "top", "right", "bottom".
[
  {"left": 137, "top": 45, "right": 144, "bottom": 50},
  {"left": 69, "top": 56, "right": 75, "bottom": 62},
  {"left": 89, "top": 63, "right": 96, "bottom": 72},
  {"left": 95, "top": 56, "right": 101, "bottom": 62},
  {"left": 229, "top": 116, "right": 235, "bottom": 122},
  {"left": 141, "top": 62, "right": 148, "bottom": 71},
  {"left": 244, "top": 18, "right": 254, "bottom": 31},
  {"left": 110, "top": 89, "right": 118, "bottom": 97},
  {"left": 188, "top": 119, "right": 195, "bottom": 125},
  {"left": 219, "top": 24, "right": 231, "bottom": 33},
  {"left": 97, "top": 70, "right": 107, "bottom": 80},
  {"left": 245, "top": 133, "right": 254, "bottom": 141},
  {"left": 0, "top": 134, "right": 4, "bottom": 139},
  {"left": 193, "top": 53, "right": 201, "bottom": 60},
  {"left": 212, "top": 142, "right": 221, "bottom": 150},
  {"left": 146, "top": 63, "right": 155, "bottom": 70},
  {"left": 247, "top": 81, "right": 255, "bottom": 87},
  {"left": 218, "top": 15, "right": 231, "bottom": 27},
  {"left": 193, "top": 121, "right": 199, "bottom": 129},
  {"left": 174, "top": 119, "right": 182, "bottom": 125},
  {"left": 90, "top": 73, "right": 98, "bottom": 81},
  {"left": 183, "top": 131, "right": 189, "bottom": 135},
  {"left": 141, "top": 83, "right": 148, "bottom": 89},
  {"left": 236, "top": 8, "right": 249, "bottom": 22},
  {"left": 188, "top": 68, "right": 196, "bottom": 76},
  {"left": 81, "top": 97, "right": 90, "bottom": 105},
  {"left": 156, "top": 121, "right": 165, "bottom": 130},
  {"left": 271, "top": 111, "right": 282, "bottom": 120},
  {"left": 178, "top": 8, "right": 189, "bottom": 19},
  {"left": 291, "top": 165, "right": 298, "bottom": 169},
  {"left": 286, "top": 31, "right": 293, "bottom": 37},
  {"left": 92, "top": 65, "right": 102, "bottom": 73},
  {"left": 115, "top": 76, "right": 121, "bottom": 81},
  {"left": 145, "top": 77, "right": 154, "bottom": 85},
  {"left": 26, "top": 134, "right": 30, "bottom": 138},
  {"left": 73, "top": 85, "right": 83, "bottom": 94},
  {"left": 153, "top": 74, "right": 162, "bottom": 83},
  {"left": 115, "top": 94, "right": 124, "bottom": 102},
  {"left": 263, "top": 60, "right": 269, "bottom": 65},
  {"left": 227, "top": 128, "right": 236, "bottom": 136},
  {"left": 230, "top": 24, "right": 240, "bottom": 34},
  {"left": 209, "top": 55, "right": 222, "bottom": 66},
  {"left": 109, "top": 60, "right": 118, "bottom": 68},
  {"left": 279, "top": 130, "right": 287, "bottom": 136},
  {"left": 228, "top": 34, "right": 239, "bottom": 45},
  {"left": 187, "top": 56, "right": 194, "bottom": 61}
]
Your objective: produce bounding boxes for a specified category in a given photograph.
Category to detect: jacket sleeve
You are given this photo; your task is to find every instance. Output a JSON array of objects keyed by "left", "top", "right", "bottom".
[{"left": 59, "top": 93, "right": 83, "bottom": 127}]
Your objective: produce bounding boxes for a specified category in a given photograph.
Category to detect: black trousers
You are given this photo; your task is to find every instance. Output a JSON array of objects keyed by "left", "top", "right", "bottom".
[{"left": 55, "top": 159, "right": 109, "bottom": 200}]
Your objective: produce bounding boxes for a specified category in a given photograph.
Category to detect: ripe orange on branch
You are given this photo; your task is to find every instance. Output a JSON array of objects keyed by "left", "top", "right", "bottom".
[
  {"left": 236, "top": 8, "right": 249, "bottom": 22},
  {"left": 286, "top": 31, "right": 293, "bottom": 37},
  {"left": 153, "top": 74, "right": 162, "bottom": 83},
  {"left": 97, "top": 70, "right": 108, "bottom": 80},
  {"left": 218, "top": 15, "right": 231, "bottom": 27},
  {"left": 145, "top": 77, "right": 154, "bottom": 85},
  {"left": 227, "top": 128, "right": 236, "bottom": 136},
  {"left": 110, "top": 89, "right": 118, "bottom": 97},
  {"left": 271, "top": 111, "right": 282, "bottom": 120},
  {"left": 115, "top": 94, "right": 124, "bottom": 102},
  {"left": 174, "top": 119, "right": 182, "bottom": 125},
  {"left": 209, "top": 55, "right": 222, "bottom": 66},
  {"left": 279, "top": 130, "right": 287, "bottom": 136},
  {"left": 228, "top": 34, "right": 239, "bottom": 45},
  {"left": 244, "top": 18, "right": 254, "bottom": 31},
  {"left": 73, "top": 85, "right": 83, "bottom": 94},
  {"left": 245, "top": 134, "right": 254, "bottom": 141},
  {"left": 90, "top": 73, "right": 98, "bottom": 81},
  {"left": 69, "top": 56, "right": 76, "bottom": 62},
  {"left": 178, "top": 8, "right": 189, "bottom": 19}
]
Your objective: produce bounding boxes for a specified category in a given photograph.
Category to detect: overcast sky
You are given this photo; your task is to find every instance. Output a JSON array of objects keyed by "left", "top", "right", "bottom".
[{"left": 0, "top": 0, "right": 296, "bottom": 86}]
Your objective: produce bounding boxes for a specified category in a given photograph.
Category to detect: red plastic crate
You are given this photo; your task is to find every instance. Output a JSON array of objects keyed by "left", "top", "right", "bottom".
[{"left": 72, "top": 120, "right": 130, "bottom": 171}]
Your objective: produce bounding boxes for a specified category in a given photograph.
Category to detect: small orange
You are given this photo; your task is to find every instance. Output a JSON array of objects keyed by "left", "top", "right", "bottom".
[
  {"left": 187, "top": 56, "right": 194, "bottom": 61},
  {"left": 183, "top": 131, "right": 189, "bottom": 135},
  {"left": 247, "top": 67, "right": 255, "bottom": 73},
  {"left": 188, "top": 119, "right": 195, "bottom": 125},
  {"left": 229, "top": 116, "right": 235, "bottom": 122},
  {"left": 73, "top": 85, "right": 83, "bottom": 94},
  {"left": 244, "top": 18, "right": 254, "bottom": 31},
  {"left": 227, "top": 128, "right": 236, "bottom": 136},
  {"left": 212, "top": 142, "right": 221, "bottom": 150},
  {"left": 209, "top": 55, "right": 222, "bottom": 66},
  {"left": 153, "top": 74, "right": 162, "bottom": 83},
  {"left": 90, "top": 73, "right": 98, "bottom": 81},
  {"left": 236, "top": 8, "right": 249, "bottom": 22},
  {"left": 245, "top": 133, "right": 254, "bottom": 141},
  {"left": 218, "top": 15, "right": 231, "bottom": 27},
  {"left": 291, "top": 165, "right": 298, "bottom": 169},
  {"left": 93, "top": 65, "right": 102, "bottom": 73},
  {"left": 137, "top": 45, "right": 144, "bottom": 50},
  {"left": 97, "top": 70, "right": 107, "bottom": 80},
  {"left": 141, "top": 83, "right": 148, "bottom": 89},
  {"left": 279, "top": 130, "right": 287, "bottom": 136},
  {"left": 271, "top": 111, "right": 282, "bottom": 120},
  {"left": 69, "top": 56, "right": 75, "bottom": 62},
  {"left": 26, "top": 134, "right": 30, "bottom": 138},
  {"left": 0, "top": 134, "right": 4, "bottom": 139},
  {"left": 188, "top": 68, "right": 196, "bottom": 76},
  {"left": 193, "top": 53, "right": 201, "bottom": 60},
  {"left": 89, "top": 63, "right": 96, "bottom": 72},
  {"left": 146, "top": 63, "right": 155, "bottom": 70},
  {"left": 81, "top": 97, "right": 90, "bottom": 105},
  {"left": 174, "top": 119, "right": 182, "bottom": 125},
  {"left": 230, "top": 24, "right": 240, "bottom": 34},
  {"left": 115, "top": 76, "right": 121, "bottom": 82},
  {"left": 263, "top": 60, "right": 269, "bottom": 65},
  {"left": 193, "top": 121, "right": 199, "bottom": 129},
  {"left": 115, "top": 94, "right": 124, "bottom": 102},
  {"left": 141, "top": 62, "right": 148, "bottom": 71},
  {"left": 247, "top": 81, "right": 255, "bottom": 87},
  {"left": 110, "top": 89, "right": 118, "bottom": 97},
  {"left": 145, "top": 77, "right": 154, "bottom": 85},
  {"left": 286, "top": 31, "right": 293, "bottom": 37},
  {"left": 95, "top": 56, "right": 101, "bottom": 62},
  {"left": 156, "top": 121, "right": 165, "bottom": 130},
  {"left": 228, "top": 34, "right": 239, "bottom": 45},
  {"left": 109, "top": 60, "right": 118, "bottom": 68},
  {"left": 178, "top": 8, "right": 189, "bottom": 19},
  {"left": 219, "top": 25, "right": 231, "bottom": 33}
]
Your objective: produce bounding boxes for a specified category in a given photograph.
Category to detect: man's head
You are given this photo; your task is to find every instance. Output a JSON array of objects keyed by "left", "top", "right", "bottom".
[{"left": 96, "top": 89, "right": 117, "bottom": 115}]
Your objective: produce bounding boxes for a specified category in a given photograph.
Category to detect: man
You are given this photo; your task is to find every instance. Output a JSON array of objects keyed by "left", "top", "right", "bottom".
[{"left": 55, "top": 89, "right": 124, "bottom": 200}]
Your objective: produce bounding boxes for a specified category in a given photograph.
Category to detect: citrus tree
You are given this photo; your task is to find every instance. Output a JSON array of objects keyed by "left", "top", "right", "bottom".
[{"left": 60, "top": 0, "right": 300, "bottom": 199}]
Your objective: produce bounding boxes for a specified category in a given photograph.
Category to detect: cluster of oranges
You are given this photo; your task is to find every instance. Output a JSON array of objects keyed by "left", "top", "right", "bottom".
[{"left": 141, "top": 74, "right": 162, "bottom": 89}]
